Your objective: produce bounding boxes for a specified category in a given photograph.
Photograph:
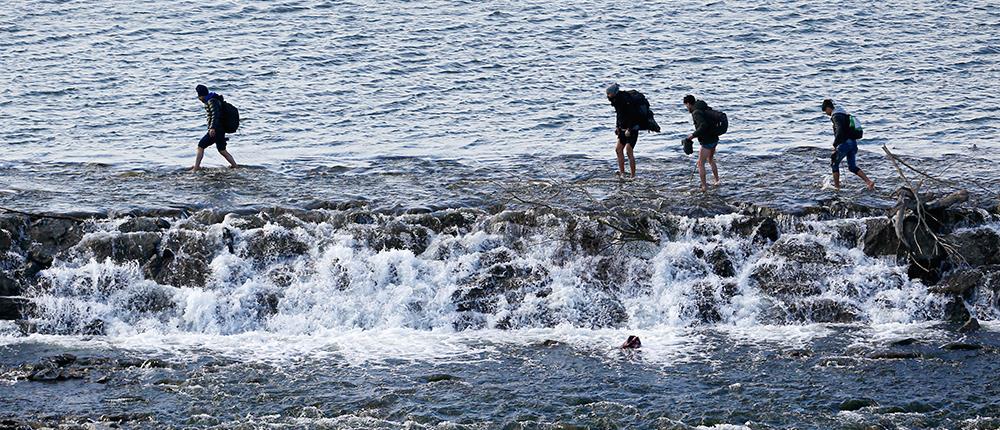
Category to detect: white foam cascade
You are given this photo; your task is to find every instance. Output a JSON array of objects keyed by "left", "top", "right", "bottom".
[{"left": 20, "top": 208, "right": 989, "bottom": 337}]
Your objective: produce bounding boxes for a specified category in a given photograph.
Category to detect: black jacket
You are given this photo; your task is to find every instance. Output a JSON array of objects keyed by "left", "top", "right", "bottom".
[
  {"left": 830, "top": 110, "right": 852, "bottom": 148},
  {"left": 610, "top": 92, "right": 644, "bottom": 131},
  {"left": 690, "top": 100, "right": 719, "bottom": 145},
  {"left": 204, "top": 96, "right": 223, "bottom": 130}
]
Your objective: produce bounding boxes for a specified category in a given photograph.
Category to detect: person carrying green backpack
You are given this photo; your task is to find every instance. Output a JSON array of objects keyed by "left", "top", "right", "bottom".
[{"left": 822, "top": 99, "right": 875, "bottom": 191}]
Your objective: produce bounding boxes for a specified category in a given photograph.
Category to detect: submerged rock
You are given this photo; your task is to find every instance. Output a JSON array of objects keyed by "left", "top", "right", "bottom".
[{"left": 839, "top": 398, "right": 879, "bottom": 411}]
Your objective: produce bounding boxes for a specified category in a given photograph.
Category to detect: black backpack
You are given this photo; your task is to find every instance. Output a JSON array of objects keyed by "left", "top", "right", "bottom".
[
  {"left": 708, "top": 109, "right": 728, "bottom": 136},
  {"left": 624, "top": 90, "right": 661, "bottom": 132},
  {"left": 216, "top": 95, "right": 240, "bottom": 133}
]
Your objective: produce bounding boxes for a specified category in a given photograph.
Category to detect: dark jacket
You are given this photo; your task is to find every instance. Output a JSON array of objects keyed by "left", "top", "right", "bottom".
[
  {"left": 830, "top": 107, "right": 852, "bottom": 148},
  {"left": 690, "top": 100, "right": 719, "bottom": 145},
  {"left": 204, "top": 94, "right": 223, "bottom": 130},
  {"left": 610, "top": 91, "right": 644, "bottom": 131}
]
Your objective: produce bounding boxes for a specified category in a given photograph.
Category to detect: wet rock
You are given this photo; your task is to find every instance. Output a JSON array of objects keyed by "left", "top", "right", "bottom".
[
  {"left": 691, "top": 281, "right": 736, "bottom": 323},
  {"left": 25, "top": 353, "right": 86, "bottom": 382},
  {"left": 781, "top": 298, "right": 857, "bottom": 323},
  {"left": 120, "top": 284, "right": 176, "bottom": 314},
  {"left": 839, "top": 398, "right": 879, "bottom": 411},
  {"left": 948, "top": 228, "right": 1000, "bottom": 267},
  {"left": 435, "top": 209, "right": 481, "bottom": 234},
  {"left": 78, "top": 232, "right": 161, "bottom": 263},
  {"left": 0, "top": 296, "right": 30, "bottom": 320},
  {"left": 942, "top": 295, "right": 971, "bottom": 323},
  {"left": 367, "top": 221, "right": 432, "bottom": 255},
  {"left": 834, "top": 222, "right": 862, "bottom": 246},
  {"left": 188, "top": 209, "right": 227, "bottom": 226},
  {"left": 749, "top": 265, "right": 824, "bottom": 298},
  {"left": 784, "top": 348, "right": 813, "bottom": 358},
  {"left": 119, "top": 217, "right": 170, "bottom": 233},
  {"left": 867, "top": 350, "right": 921, "bottom": 359},
  {"left": 733, "top": 216, "right": 780, "bottom": 244},
  {"left": 229, "top": 213, "right": 268, "bottom": 230},
  {"left": 817, "top": 356, "right": 858, "bottom": 367},
  {"left": 889, "top": 338, "right": 918, "bottom": 346},
  {"left": 931, "top": 269, "right": 983, "bottom": 297},
  {"left": 27, "top": 217, "right": 85, "bottom": 266},
  {"left": 959, "top": 317, "right": 981, "bottom": 334},
  {"left": 862, "top": 217, "right": 901, "bottom": 257},
  {"left": 421, "top": 373, "right": 461, "bottom": 383},
  {"left": 941, "top": 341, "right": 982, "bottom": 351},
  {"left": 244, "top": 228, "right": 309, "bottom": 262},
  {"left": 704, "top": 247, "right": 735, "bottom": 278},
  {"left": 451, "top": 257, "right": 549, "bottom": 315},
  {"left": 541, "top": 339, "right": 561, "bottom": 347},
  {"left": 150, "top": 230, "right": 217, "bottom": 288}
]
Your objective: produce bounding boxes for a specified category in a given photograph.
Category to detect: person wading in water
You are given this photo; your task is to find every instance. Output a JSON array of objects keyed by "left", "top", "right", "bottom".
[{"left": 191, "top": 84, "right": 239, "bottom": 172}]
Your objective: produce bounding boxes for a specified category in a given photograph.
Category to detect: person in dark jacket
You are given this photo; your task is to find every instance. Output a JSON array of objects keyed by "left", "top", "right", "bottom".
[
  {"left": 191, "top": 84, "right": 238, "bottom": 172},
  {"left": 683, "top": 95, "right": 720, "bottom": 192},
  {"left": 822, "top": 99, "right": 874, "bottom": 191},
  {"left": 607, "top": 83, "right": 642, "bottom": 179}
]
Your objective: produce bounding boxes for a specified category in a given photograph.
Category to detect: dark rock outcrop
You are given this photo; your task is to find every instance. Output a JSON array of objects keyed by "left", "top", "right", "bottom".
[
  {"left": 930, "top": 269, "right": 983, "bottom": 297},
  {"left": 947, "top": 228, "right": 1000, "bottom": 267},
  {"left": 118, "top": 217, "right": 170, "bottom": 233},
  {"left": 78, "top": 232, "right": 161, "bottom": 263},
  {"left": 244, "top": 228, "right": 310, "bottom": 262},
  {"left": 0, "top": 296, "right": 30, "bottom": 320},
  {"left": 148, "top": 230, "right": 218, "bottom": 288}
]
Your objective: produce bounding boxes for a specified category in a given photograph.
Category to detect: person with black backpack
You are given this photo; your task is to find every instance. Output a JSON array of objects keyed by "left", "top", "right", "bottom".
[
  {"left": 191, "top": 84, "right": 239, "bottom": 172},
  {"left": 822, "top": 99, "right": 875, "bottom": 191},
  {"left": 606, "top": 83, "right": 660, "bottom": 179},
  {"left": 683, "top": 95, "right": 725, "bottom": 192}
]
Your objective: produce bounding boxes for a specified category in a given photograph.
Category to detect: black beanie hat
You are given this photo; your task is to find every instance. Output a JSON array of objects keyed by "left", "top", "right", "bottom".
[{"left": 196, "top": 85, "right": 209, "bottom": 97}]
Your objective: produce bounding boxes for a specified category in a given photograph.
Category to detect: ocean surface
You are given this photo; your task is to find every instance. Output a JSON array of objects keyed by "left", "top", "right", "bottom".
[{"left": 2, "top": 0, "right": 1000, "bottom": 428}]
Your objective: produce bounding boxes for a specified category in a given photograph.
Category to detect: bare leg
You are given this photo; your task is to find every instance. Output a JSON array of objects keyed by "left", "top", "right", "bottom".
[
  {"left": 697, "top": 147, "right": 709, "bottom": 192},
  {"left": 219, "top": 150, "right": 239, "bottom": 168},
  {"left": 615, "top": 141, "right": 626, "bottom": 177},
  {"left": 832, "top": 171, "right": 841, "bottom": 191},
  {"left": 625, "top": 144, "right": 636, "bottom": 178},
  {"left": 707, "top": 148, "right": 719, "bottom": 185},
  {"left": 191, "top": 147, "right": 205, "bottom": 172},
  {"left": 855, "top": 169, "right": 875, "bottom": 190}
]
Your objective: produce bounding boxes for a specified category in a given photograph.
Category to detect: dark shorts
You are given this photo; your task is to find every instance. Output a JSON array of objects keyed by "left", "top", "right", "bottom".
[
  {"left": 198, "top": 131, "right": 228, "bottom": 151},
  {"left": 617, "top": 129, "right": 638, "bottom": 147},
  {"left": 700, "top": 141, "right": 718, "bottom": 150},
  {"left": 832, "top": 139, "right": 859, "bottom": 173}
]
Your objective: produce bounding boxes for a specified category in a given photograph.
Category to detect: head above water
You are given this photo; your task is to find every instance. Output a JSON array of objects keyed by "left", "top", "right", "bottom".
[
  {"left": 683, "top": 94, "right": 697, "bottom": 112},
  {"left": 621, "top": 335, "right": 641, "bottom": 349},
  {"left": 196, "top": 84, "right": 209, "bottom": 102},
  {"left": 606, "top": 83, "right": 620, "bottom": 101},
  {"left": 822, "top": 99, "right": 835, "bottom": 116}
]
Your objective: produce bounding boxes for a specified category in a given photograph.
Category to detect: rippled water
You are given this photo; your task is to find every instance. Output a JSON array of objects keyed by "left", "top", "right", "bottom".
[
  {"left": 3, "top": 0, "right": 999, "bottom": 171},
  {"left": 3, "top": 0, "right": 1000, "bottom": 428}
]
